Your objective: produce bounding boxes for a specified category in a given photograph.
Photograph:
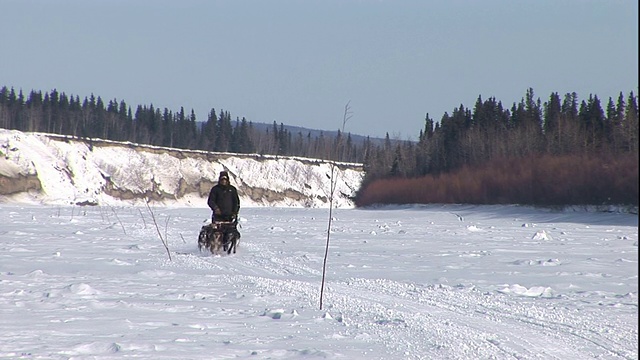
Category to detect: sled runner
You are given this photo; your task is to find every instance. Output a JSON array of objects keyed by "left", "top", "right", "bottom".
[{"left": 198, "top": 218, "right": 241, "bottom": 255}]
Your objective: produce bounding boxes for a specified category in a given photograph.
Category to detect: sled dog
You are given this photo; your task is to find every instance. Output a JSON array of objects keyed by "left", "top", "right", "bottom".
[{"left": 198, "top": 220, "right": 240, "bottom": 255}]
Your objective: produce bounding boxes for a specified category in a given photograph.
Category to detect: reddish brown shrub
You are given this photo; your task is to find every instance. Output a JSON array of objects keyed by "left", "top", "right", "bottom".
[{"left": 354, "top": 153, "right": 639, "bottom": 207}]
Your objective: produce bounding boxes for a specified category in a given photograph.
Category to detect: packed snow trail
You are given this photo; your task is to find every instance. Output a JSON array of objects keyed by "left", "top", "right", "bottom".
[
  {"left": 0, "top": 205, "right": 637, "bottom": 359},
  {"left": 166, "top": 206, "right": 637, "bottom": 359}
]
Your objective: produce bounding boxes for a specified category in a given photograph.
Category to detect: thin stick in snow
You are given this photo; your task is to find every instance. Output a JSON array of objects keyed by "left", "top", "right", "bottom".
[
  {"left": 145, "top": 199, "right": 172, "bottom": 261},
  {"left": 320, "top": 101, "right": 352, "bottom": 310},
  {"left": 111, "top": 207, "right": 126, "bottom": 235}
]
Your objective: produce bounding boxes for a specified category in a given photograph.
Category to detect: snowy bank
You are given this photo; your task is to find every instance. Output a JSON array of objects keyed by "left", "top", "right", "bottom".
[{"left": 0, "top": 129, "right": 364, "bottom": 207}]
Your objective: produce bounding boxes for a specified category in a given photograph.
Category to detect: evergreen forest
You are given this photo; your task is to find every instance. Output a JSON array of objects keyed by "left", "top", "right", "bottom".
[{"left": 1, "top": 86, "right": 637, "bottom": 207}]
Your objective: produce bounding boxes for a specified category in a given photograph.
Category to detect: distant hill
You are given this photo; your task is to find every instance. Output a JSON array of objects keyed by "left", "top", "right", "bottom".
[
  {"left": 196, "top": 120, "right": 409, "bottom": 147},
  {"left": 240, "top": 121, "right": 393, "bottom": 146}
]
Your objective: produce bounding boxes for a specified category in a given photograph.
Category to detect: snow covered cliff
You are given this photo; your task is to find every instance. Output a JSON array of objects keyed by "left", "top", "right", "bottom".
[{"left": 0, "top": 129, "right": 364, "bottom": 208}]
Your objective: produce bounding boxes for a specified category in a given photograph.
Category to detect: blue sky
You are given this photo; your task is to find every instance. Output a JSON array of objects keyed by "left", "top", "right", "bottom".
[{"left": 1, "top": 0, "right": 637, "bottom": 139}]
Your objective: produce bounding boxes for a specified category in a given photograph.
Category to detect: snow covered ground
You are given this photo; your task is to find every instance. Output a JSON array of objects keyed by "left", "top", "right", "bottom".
[{"left": 1, "top": 204, "right": 637, "bottom": 359}]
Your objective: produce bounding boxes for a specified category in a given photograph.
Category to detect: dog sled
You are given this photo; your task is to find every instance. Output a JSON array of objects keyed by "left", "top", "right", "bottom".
[{"left": 198, "top": 218, "right": 241, "bottom": 255}]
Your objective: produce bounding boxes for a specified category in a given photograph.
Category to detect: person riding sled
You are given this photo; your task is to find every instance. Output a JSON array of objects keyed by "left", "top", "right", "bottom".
[
  {"left": 205, "top": 171, "right": 240, "bottom": 252},
  {"left": 208, "top": 171, "right": 240, "bottom": 222}
]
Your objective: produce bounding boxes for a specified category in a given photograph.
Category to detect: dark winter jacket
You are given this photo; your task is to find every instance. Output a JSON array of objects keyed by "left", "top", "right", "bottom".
[{"left": 207, "top": 183, "right": 240, "bottom": 221}]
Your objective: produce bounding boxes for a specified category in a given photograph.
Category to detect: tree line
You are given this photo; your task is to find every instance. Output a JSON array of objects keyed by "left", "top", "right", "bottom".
[
  {"left": 358, "top": 88, "right": 638, "bottom": 206},
  {"left": 363, "top": 88, "right": 638, "bottom": 182},
  {"left": 0, "top": 86, "right": 365, "bottom": 163},
  {"left": 1, "top": 85, "right": 637, "bottom": 206}
]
